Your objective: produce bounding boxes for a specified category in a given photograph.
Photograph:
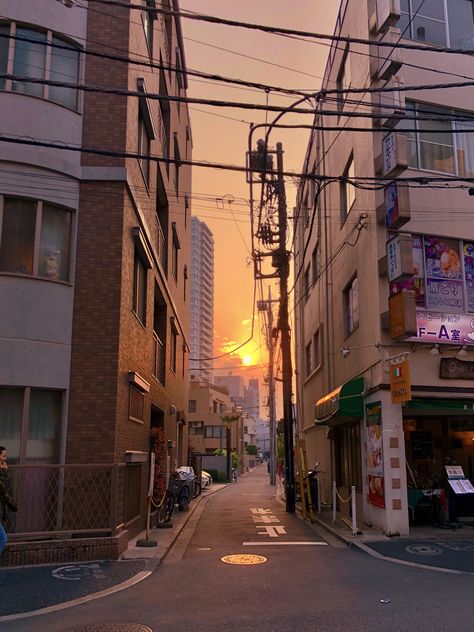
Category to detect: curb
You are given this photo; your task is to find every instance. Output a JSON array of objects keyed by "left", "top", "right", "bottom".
[{"left": 0, "top": 482, "right": 233, "bottom": 623}]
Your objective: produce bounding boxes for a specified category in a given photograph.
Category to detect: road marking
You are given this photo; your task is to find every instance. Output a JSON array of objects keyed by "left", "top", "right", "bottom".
[
  {"left": 252, "top": 515, "right": 279, "bottom": 523},
  {"left": 51, "top": 563, "right": 105, "bottom": 581},
  {"left": 256, "top": 525, "right": 287, "bottom": 537},
  {"left": 243, "top": 541, "right": 328, "bottom": 546}
]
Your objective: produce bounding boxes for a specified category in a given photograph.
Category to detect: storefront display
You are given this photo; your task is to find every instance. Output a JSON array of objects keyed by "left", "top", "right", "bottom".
[{"left": 366, "top": 402, "right": 385, "bottom": 508}]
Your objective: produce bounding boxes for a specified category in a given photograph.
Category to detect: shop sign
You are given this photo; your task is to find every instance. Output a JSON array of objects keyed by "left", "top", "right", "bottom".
[
  {"left": 385, "top": 182, "right": 410, "bottom": 229},
  {"left": 387, "top": 233, "right": 413, "bottom": 282},
  {"left": 410, "top": 311, "right": 474, "bottom": 345},
  {"left": 440, "top": 357, "right": 474, "bottom": 380},
  {"left": 382, "top": 132, "right": 407, "bottom": 178},
  {"left": 390, "top": 359, "right": 412, "bottom": 403},
  {"left": 464, "top": 242, "right": 474, "bottom": 311},
  {"left": 389, "top": 290, "right": 417, "bottom": 339},
  {"left": 366, "top": 402, "right": 385, "bottom": 508}
]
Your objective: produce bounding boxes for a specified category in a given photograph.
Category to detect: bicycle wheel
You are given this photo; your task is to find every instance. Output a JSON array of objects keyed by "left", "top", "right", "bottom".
[
  {"left": 178, "top": 486, "right": 191, "bottom": 511},
  {"left": 164, "top": 491, "right": 175, "bottom": 522}
]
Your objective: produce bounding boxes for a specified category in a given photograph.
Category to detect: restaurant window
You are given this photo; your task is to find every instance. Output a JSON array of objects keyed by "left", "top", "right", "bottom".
[
  {"left": 344, "top": 275, "right": 359, "bottom": 336},
  {"left": 0, "top": 197, "right": 72, "bottom": 281},
  {"left": 0, "top": 387, "right": 62, "bottom": 464},
  {"left": 340, "top": 154, "right": 355, "bottom": 223},
  {"left": 133, "top": 251, "right": 147, "bottom": 326},
  {"left": 129, "top": 385, "right": 145, "bottom": 422},
  {"left": 399, "top": 101, "right": 473, "bottom": 177}
]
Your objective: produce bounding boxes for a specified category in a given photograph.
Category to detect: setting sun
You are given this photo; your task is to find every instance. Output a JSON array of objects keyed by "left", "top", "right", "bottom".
[{"left": 243, "top": 355, "right": 253, "bottom": 366}]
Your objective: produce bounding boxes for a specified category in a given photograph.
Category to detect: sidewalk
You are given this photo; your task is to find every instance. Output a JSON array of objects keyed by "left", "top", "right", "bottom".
[{"left": 0, "top": 481, "right": 231, "bottom": 622}]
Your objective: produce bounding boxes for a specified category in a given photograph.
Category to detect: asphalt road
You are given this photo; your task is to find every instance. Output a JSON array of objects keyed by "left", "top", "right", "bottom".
[{"left": 3, "top": 467, "right": 474, "bottom": 632}]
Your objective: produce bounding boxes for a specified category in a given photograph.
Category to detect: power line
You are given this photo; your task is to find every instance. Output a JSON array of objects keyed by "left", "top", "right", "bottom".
[
  {"left": 1, "top": 133, "right": 474, "bottom": 184},
  {"left": 85, "top": 0, "right": 474, "bottom": 57}
]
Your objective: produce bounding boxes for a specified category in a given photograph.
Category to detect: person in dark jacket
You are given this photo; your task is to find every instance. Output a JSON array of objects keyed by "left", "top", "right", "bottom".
[{"left": 0, "top": 446, "right": 17, "bottom": 557}]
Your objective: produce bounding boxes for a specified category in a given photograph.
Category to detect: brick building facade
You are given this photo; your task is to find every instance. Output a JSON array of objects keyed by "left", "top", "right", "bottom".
[{"left": 0, "top": 0, "right": 192, "bottom": 562}]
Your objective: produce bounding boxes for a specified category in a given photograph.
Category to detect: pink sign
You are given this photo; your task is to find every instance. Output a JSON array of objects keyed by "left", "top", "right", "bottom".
[{"left": 410, "top": 311, "right": 474, "bottom": 346}]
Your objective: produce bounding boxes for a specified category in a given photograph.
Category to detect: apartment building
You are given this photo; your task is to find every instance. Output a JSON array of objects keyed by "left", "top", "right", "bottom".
[
  {"left": 190, "top": 216, "right": 214, "bottom": 382},
  {"left": 188, "top": 377, "right": 244, "bottom": 471},
  {"left": 295, "top": 0, "right": 474, "bottom": 535},
  {"left": 0, "top": 0, "right": 192, "bottom": 561}
]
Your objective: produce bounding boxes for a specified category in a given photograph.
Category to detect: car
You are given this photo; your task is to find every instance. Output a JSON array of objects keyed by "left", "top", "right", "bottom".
[{"left": 201, "top": 470, "right": 213, "bottom": 488}]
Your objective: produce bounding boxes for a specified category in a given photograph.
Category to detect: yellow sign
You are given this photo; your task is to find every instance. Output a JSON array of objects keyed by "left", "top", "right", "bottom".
[{"left": 390, "top": 359, "right": 412, "bottom": 403}]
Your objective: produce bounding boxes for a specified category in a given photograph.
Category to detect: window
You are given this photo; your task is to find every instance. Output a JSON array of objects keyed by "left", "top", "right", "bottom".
[
  {"left": 50, "top": 37, "right": 80, "bottom": 109},
  {"left": 138, "top": 111, "right": 151, "bottom": 184},
  {"left": 183, "top": 264, "right": 188, "bottom": 302},
  {"left": 447, "top": 0, "right": 474, "bottom": 48},
  {"left": 170, "top": 328, "right": 177, "bottom": 373},
  {"left": 174, "top": 134, "right": 181, "bottom": 199},
  {"left": 303, "top": 266, "right": 310, "bottom": 303},
  {"left": 344, "top": 275, "right": 359, "bottom": 336},
  {"left": 204, "top": 426, "right": 224, "bottom": 439},
  {"left": 399, "top": 102, "right": 474, "bottom": 177},
  {"left": 313, "top": 329, "right": 321, "bottom": 370},
  {"left": 340, "top": 154, "right": 355, "bottom": 222},
  {"left": 0, "top": 197, "right": 72, "bottom": 280},
  {"left": 312, "top": 244, "right": 319, "bottom": 285},
  {"left": 129, "top": 385, "right": 145, "bottom": 422},
  {"left": 336, "top": 46, "right": 351, "bottom": 114},
  {"left": 142, "top": 1, "right": 154, "bottom": 55},
  {"left": 0, "top": 24, "right": 9, "bottom": 91},
  {"left": 159, "top": 64, "right": 171, "bottom": 172},
  {"left": 189, "top": 399, "right": 197, "bottom": 413},
  {"left": 184, "top": 195, "right": 189, "bottom": 228},
  {"left": 1, "top": 23, "right": 81, "bottom": 108},
  {"left": 13, "top": 28, "right": 47, "bottom": 97},
  {"left": 305, "top": 341, "right": 312, "bottom": 377},
  {"left": 0, "top": 387, "right": 62, "bottom": 464},
  {"left": 189, "top": 421, "right": 204, "bottom": 435},
  {"left": 133, "top": 252, "right": 147, "bottom": 325},
  {"left": 398, "top": 0, "right": 446, "bottom": 46},
  {"left": 213, "top": 401, "right": 218, "bottom": 413},
  {"left": 172, "top": 223, "right": 180, "bottom": 282}
]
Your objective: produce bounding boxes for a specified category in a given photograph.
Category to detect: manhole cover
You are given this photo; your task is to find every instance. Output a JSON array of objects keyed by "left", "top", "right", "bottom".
[
  {"left": 405, "top": 544, "right": 443, "bottom": 556},
  {"left": 221, "top": 554, "right": 267, "bottom": 565},
  {"left": 64, "top": 624, "right": 152, "bottom": 632}
]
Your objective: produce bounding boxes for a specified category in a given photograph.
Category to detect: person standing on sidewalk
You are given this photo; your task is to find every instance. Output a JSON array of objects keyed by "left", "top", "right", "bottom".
[{"left": 0, "top": 446, "right": 17, "bottom": 558}]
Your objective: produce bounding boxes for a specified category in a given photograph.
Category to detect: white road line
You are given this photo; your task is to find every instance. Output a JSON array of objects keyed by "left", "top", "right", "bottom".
[{"left": 242, "top": 541, "right": 328, "bottom": 546}]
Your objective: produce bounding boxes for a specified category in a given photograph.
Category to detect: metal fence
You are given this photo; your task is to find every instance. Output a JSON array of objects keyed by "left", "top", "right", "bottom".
[{"left": 5, "top": 464, "right": 129, "bottom": 539}]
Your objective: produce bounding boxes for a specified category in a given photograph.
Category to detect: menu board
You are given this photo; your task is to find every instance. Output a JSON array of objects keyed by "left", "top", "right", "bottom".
[
  {"left": 448, "top": 479, "right": 474, "bottom": 495},
  {"left": 445, "top": 465, "right": 465, "bottom": 480},
  {"left": 366, "top": 402, "right": 385, "bottom": 508}
]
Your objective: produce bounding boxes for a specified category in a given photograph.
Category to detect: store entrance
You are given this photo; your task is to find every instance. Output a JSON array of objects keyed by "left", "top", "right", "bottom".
[{"left": 404, "top": 416, "right": 474, "bottom": 527}]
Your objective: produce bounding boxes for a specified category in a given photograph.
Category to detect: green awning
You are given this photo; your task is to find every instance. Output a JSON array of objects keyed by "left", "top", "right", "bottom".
[
  {"left": 404, "top": 398, "right": 474, "bottom": 415},
  {"left": 314, "top": 377, "right": 365, "bottom": 426}
]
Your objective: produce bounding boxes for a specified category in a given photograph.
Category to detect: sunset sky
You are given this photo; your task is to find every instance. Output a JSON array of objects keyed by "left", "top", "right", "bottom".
[{"left": 180, "top": 2, "right": 339, "bottom": 383}]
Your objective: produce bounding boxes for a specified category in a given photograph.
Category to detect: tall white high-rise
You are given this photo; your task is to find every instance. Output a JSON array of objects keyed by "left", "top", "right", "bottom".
[{"left": 190, "top": 217, "right": 214, "bottom": 381}]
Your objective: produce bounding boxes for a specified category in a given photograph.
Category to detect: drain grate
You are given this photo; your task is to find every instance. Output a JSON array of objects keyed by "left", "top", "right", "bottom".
[
  {"left": 64, "top": 624, "right": 152, "bottom": 632},
  {"left": 221, "top": 554, "right": 267, "bottom": 565}
]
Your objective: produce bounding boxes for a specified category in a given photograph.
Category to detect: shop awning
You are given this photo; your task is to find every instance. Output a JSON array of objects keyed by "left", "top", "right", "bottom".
[{"left": 314, "top": 377, "right": 365, "bottom": 426}]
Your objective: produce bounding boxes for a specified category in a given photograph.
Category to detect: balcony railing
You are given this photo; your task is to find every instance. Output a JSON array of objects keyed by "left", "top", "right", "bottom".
[{"left": 153, "top": 332, "right": 165, "bottom": 384}]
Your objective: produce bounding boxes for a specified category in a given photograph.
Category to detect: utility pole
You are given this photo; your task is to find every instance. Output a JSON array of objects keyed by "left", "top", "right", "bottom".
[
  {"left": 267, "top": 287, "right": 277, "bottom": 486},
  {"left": 276, "top": 142, "right": 295, "bottom": 513}
]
